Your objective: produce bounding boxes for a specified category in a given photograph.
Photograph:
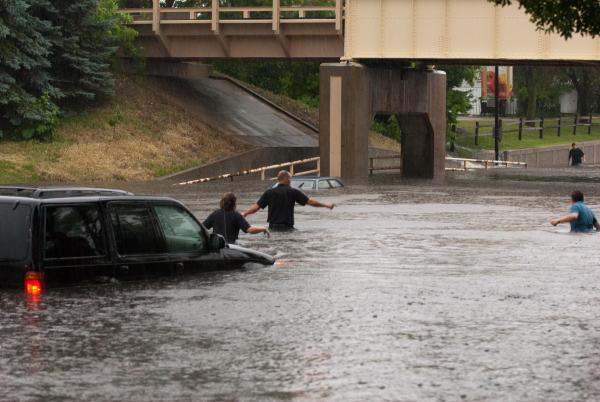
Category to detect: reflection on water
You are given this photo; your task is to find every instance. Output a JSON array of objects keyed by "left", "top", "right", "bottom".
[{"left": 2, "top": 169, "right": 600, "bottom": 401}]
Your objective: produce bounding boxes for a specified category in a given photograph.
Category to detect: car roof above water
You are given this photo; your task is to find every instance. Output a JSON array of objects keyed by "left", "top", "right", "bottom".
[
  {"left": 0, "top": 186, "right": 133, "bottom": 199},
  {"left": 0, "top": 193, "right": 180, "bottom": 206}
]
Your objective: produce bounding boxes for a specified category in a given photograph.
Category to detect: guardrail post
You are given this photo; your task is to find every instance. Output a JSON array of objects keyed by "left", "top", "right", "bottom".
[
  {"left": 518, "top": 117, "right": 523, "bottom": 140},
  {"left": 260, "top": 169, "right": 265, "bottom": 181},
  {"left": 152, "top": 0, "right": 160, "bottom": 34},
  {"left": 272, "top": 0, "right": 280, "bottom": 33},
  {"left": 539, "top": 117, "right": 544, "bottom": 139},
  {"left": 475, "top": 121, "right": 479, "bottom": 146},
  {"left": 290, "top": 161, "right": 295, "bottom": 176},
  {"left": 557, "top": 116, "right": 561, "bottom": 136},
  {"left": 369, "top": 157, "right": 374, "bottom": 175},
  {"left": 573, "top": 114, "right": 578, "bottom": 135},
  {"left": 588, "top": 112, "right": 593, "bottom": 135},
  {"left": 211, "top": 0, "right": 219, "bottom": 33},
  {"left": 316, "top": 158, "right": 321, "bottom": 176}
]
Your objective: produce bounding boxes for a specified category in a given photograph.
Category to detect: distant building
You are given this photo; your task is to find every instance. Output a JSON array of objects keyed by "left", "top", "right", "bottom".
[
  {"left": 559, "top": 90, "right": 577, "bottom": 114},
  {"left": 457, "top": 66, "right": 517, "bottom": 116}
]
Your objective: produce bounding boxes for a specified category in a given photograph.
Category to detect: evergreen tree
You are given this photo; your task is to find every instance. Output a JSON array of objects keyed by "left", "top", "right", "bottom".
[
  {"left": 38, "top": 0, "right": 116, "bottom": 110},
  {"left": 0, "top": 0, "right": 59, "bottom": 138}
]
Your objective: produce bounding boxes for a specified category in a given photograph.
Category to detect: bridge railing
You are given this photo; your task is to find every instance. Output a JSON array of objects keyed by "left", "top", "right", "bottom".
[{"left": 120, "top": 0, "right": 343, "bottom": 33}]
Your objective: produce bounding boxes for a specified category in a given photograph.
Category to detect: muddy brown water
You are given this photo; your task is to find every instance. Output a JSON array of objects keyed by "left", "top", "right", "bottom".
[{"left": 2, "top": 168, "right": 600, "bottom": 401}]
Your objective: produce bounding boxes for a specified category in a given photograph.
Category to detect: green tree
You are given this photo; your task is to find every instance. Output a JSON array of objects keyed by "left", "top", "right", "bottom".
[
  {"left": 35, "top": 1, "right": 118, "bottom": 109},
  {"left": 564, "top": 67, "right": 600, "bottom": 116},
  {"left": 0, "top": 0, "right": 60, "bottom": 139},
  {"left": 441, "top": 65, "right": 478, "bottom": 126},
  {"left": 489, "top": 0, "right": 600, "bottom": 38},
  {"left": 512, "top": 66, "right": 567, "bottom": 119}
]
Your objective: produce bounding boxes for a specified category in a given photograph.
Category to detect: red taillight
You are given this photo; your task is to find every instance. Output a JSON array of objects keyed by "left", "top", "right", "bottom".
[{"left": 24, "top": 271, "right": 44, "bottom": 295}]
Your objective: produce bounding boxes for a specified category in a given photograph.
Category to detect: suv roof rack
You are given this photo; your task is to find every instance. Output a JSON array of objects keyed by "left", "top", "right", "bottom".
[{"left": 0, "top": 186, "right": 133, "bottom": 199}]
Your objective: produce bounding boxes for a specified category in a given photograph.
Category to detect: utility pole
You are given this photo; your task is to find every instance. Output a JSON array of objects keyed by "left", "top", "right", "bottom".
[{"left": 494, "top": 64, "right": 500, "bottom": 161}]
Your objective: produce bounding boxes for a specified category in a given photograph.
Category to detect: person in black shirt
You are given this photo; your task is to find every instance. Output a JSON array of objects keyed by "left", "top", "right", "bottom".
[
  {"left": 242, "top": 170, "right": 335, "bottom": 230},
  {"left": 203, "top": 193, "right": 270, "bottom": 243},
  {"left": 569, "top": 143, "right": 585, "bottom": 166}
]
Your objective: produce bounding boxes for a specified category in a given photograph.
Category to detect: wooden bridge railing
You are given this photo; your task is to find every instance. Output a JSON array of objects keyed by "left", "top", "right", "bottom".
[{"left": 120, "top": 0, "right": 343, "bottom": 34}]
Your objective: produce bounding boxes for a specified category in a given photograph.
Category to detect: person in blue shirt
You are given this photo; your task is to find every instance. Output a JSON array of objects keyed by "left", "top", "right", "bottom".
[{"left": 550, "top": 190, "right": 600, "bottom": 232}]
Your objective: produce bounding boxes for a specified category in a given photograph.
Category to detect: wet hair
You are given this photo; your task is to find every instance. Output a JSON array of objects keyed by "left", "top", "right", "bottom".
[
  {"left": 277, "top": 170, "right": 291, "bottom": 182},
  {"left": 220, "top": 192, "right": 237, "bottom": 211},
  {"left": 571, "top": 190, "right": 584, "bottom": 203}
]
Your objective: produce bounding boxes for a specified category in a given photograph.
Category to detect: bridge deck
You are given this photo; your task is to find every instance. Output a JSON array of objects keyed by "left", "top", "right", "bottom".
[{"left": 122, "top": 0, "right": 600, "bottom": 62}]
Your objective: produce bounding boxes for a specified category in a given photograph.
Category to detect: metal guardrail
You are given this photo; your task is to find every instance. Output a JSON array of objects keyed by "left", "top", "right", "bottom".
[
  {"left": 176, "top": 154, "right": 528, "bottom": 185},
  {"left": 175, "top": 156, "right": 320, "bottom": 186},
  {"left": 368, "top": 155, "right": 528, "bottom": 174}
]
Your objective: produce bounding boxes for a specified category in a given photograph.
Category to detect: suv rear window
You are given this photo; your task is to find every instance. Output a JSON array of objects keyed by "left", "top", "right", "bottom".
[
  {"left": 0, "top": 203, "right": 31, "bottom": 262},
  {"left": 44, "top": 205, "right": 106, "bottom": 259}
]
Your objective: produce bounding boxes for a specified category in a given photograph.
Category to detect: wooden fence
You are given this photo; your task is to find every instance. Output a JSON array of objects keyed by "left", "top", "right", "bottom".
[{"left": 453, "top": 114, "right": 598, "bottom": 146}]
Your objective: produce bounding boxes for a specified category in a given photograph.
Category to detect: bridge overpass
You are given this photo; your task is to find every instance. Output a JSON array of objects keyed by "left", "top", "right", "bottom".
[{"left": 122, "top": 0, "right": 600, "bottom": 180}]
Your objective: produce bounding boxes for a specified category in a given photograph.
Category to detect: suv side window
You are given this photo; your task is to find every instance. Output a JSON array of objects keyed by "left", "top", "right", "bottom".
[
  {"left": 110, "top": 204, "right": 162, "bottom": 255},
  {"left": 154, "top": 205, "right": 206, "bottom": 253},
  {"left": 44, "top": 205, "right": 106, "bottom": 259}
]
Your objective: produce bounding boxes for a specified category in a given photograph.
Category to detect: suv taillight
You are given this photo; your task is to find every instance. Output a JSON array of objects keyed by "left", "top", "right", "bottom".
[{"left": 24, "top": 271, "right": 44, "bottom": 295}]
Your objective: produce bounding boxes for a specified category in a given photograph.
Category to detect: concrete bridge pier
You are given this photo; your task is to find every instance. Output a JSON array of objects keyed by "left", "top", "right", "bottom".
[{"left": 319, "top": 62, "right": 446, "bottom": 179}]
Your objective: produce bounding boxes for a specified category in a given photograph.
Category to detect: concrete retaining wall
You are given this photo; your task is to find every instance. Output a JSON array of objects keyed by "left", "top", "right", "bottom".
[
  {"left": 476, "top": 140, "right": 600, "bottom": 168},
  {"left": 160, "top": 147, "right": 319, "bottom": 182}
]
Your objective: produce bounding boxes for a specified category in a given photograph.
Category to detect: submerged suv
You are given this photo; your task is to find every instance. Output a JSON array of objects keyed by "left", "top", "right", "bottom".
[{"left": 0, "top": 189, "right": 274, "bottom": 292}]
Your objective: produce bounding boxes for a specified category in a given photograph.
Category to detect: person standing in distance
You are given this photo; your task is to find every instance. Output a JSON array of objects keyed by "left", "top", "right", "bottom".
[
  {"left": 242, "top": 170, "right": 335, "bottom": 230},
  {"left": 550, "top": 190, "right": 600, "bottom": 232},
  {"left": 568, "top": 143, "right": 585, "bottom": 166},
  {"left": 203, "top": 193, "right": 270, "bottom": 244}
]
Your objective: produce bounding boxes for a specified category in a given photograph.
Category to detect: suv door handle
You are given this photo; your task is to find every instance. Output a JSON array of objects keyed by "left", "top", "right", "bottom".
[{"left": 118, "top": 265, "right": 129, "bottom": 274}]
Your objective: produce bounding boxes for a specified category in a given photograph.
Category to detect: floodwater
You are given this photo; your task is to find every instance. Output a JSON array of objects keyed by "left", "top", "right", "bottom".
[{"left": 2, "top": 169, "right": 600, "bottom": 401}]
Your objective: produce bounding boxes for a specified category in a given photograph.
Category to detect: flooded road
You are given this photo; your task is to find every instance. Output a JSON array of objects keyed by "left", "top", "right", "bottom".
[{"left": 2, "top": 169, "right": 600, "bottom": 401}]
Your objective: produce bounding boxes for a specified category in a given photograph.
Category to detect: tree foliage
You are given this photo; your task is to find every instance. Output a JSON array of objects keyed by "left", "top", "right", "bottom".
[
  {"left": 0, "top": 0, "right": 138, "bottom": 140},
  {"left": 489, "top": 0, "right": 600, "bottom": 38},
  {"left": 0, "top": 0, "right": 58, "bottom": 139}
]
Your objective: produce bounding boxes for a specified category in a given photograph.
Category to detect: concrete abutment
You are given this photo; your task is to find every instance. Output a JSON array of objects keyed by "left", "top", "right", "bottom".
[{"left": 319, "top": 62, "right": 446, "bottom": 179}]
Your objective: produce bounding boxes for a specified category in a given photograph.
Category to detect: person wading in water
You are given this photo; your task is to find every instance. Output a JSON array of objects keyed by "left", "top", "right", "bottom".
[
  {"left": 242, "top": 170, "right": 335, "bottom": 231},
  {"left": 550, "top": 190, "right": 600, "bottom": 232},
  {"left": 204, "top": 193, "right": 270, "bottom": 243},
  {"left": 568, "top": 143, "right": 585, "bottom": 166}
]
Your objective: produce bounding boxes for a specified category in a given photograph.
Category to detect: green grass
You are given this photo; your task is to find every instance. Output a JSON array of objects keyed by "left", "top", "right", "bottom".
[
  {"left": 145, "top": 158, "right": 204, "bottom": 178},
  {"left": 454, "top": 116, "right": 600, "bottom": 151},
  {"left": 0, "top": 160, "right": 42, "bottom": 183}
]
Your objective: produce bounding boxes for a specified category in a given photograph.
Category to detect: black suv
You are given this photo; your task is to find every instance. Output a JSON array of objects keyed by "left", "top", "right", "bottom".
[{"left": 0, "top": 188, "right": 274, "bottom": 291}]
